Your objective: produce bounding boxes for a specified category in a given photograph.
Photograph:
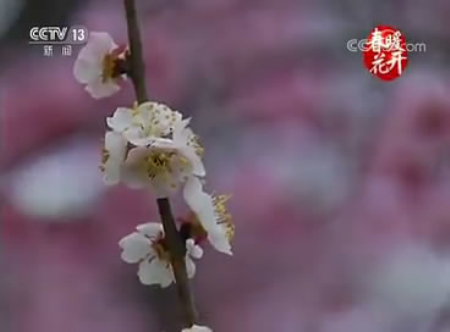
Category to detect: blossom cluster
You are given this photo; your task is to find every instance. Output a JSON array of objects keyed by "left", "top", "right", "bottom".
[{"left": 73, "top": 32, "right": 234, "bottom": 293}]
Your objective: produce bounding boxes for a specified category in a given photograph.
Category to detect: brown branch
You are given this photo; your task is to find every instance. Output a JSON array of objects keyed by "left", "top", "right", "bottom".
[
  {"left": 124, "top": 0, "right": 148, "bottom": 104},
  {"left": 123, "top": 0, "right": 198, "bottom": 327},
  {"left": 157, "top": 198, "right": 197, "bottom": 326}
]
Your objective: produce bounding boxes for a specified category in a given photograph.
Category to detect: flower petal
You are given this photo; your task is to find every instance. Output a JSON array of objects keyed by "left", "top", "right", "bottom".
[
  {"left": 181, "top": 325, "right": 213, "bottom": 332},
  {"left": 173, "top": 126, "right": 205, "bottom": 176},
  {"left": 122, "top": 147, "right": 151, "bottom": 189},
  {"left": 139, "top": 102, "right": 183, "bottom": 136},
  {"left": 150, "top": 173, "right": 180, "bottom": 198},
  {"left": 82, "top": 32, "right": 117, "bottom": 60},
  {"left": 121, "top": 166, "right": 148, "bottom": 189},
  {"left": 181, "top": 148, "right": 205, "bottom": 177},
  {"left": 185, "top": 257, "right": 196, "bottom": 279},
  {"left": 122, "top": 127, "right": 151, "bottom": 146},
  {"left": 183, "top": 177, "right": 216, "bottom": 232},
  {"left": 208, "top": 231, "right": 233, "bottom": 256},
  {"left": 136, "top": 222, "right": 163, "bottom": 238},
  {"left": 138, "top": 258, "right": 174, "bottom": 287},
  {"left": 73, "top": 32, "right": 117, "bottom": 84},
  {"left": 173, "top": 121, "right": 193, "bottom": 143},
  {"left": 73, "top": 57, "right": 101, "bottom": 84},
  {"left": 103, "top": 131, "right": 127, "bottom": 185},
  {"left": 184, "top": 178, "right": 233, "bottom": 255},
  {"left": 107, "top": 107, "right": 134, "bottom": 132},
  {"left": 186, "top": 239, "right": 204, "bottom": 259},
  {"left": 118, "top": 232, "right": 151, "bottom": 263},
  {"left": 105, "top": 131, "right": 127, "bottom": 158},
  {"left": 85, "top": 79, "right": 120, "bottom": 99},
  {"left": 150, "top": 138, "right": 178, "bottom": 150},
  {"left": 125, "top": 146, "right": 149, "bottom": 164}
]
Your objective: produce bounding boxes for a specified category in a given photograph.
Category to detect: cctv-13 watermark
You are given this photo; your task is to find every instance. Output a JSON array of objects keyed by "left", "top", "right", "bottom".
[{"left": 29, "top": 26, "right": 89, "bottom": 57}]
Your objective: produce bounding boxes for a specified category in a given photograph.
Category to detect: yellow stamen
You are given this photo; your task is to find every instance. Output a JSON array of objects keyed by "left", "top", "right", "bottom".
[
  {"left": 190, "top": 194, "right": 234, "bottom": 242},
  {"left": 188, "top": 134, "right": 204, "bottom": 157},
  {"left": 101, "top": 148, "right": 110, "bottom": 163},
  {"left": 213, "top": 195, "right": 235, "bottom": 241},
  {"left": 143, "top": 152, "right": 173, "bottom": 179},
  {"left": 101, "top": 53, "right": 118, "bottom": 83},
  {"left": 99, "top": 148, "right": 110, "bottom": 172},
  {"left": 152, "top": 240, "right": 171, "bottom": 262}
]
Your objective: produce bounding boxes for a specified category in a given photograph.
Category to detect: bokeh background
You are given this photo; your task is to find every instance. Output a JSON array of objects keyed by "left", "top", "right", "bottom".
[{"left": 2, "top": 0, "right": 450, "bottom": 331}]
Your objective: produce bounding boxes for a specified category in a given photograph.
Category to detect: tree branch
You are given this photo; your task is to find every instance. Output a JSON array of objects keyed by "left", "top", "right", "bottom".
[
  {"left": 123, "top": 0, "right": 198, "bottom": 327},
  {"left": 157, "top": 198, "right": 197, "bottom": 326},
  {"left": 124, "top": 0, "right": 148, "bottom": 104}
]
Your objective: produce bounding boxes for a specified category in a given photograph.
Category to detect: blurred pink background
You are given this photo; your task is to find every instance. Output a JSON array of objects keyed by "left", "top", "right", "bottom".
[{"left": 2, "top": 0, "right": 450, "bottom": 331}]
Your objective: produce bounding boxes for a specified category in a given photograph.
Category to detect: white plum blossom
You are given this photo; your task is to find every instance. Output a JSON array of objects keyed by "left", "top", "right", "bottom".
[
  {"left": 119, "top": 222, "right": 203, "bottom": 287},
  {"left": 181, "top": 325, "right": 212, "bottom": 332},
  {"left": 73, "top": 32, "right": 126, "bottom": 99},
  {"left": 107, "top": 102, "right": 184, "bottom": 146},
  {"left": 120, "top": 120, "right": 205, "bottom": 197},
  {"left": 183, "top": 177, "right": 234, "bottom": 255},
  {"left": 100, "top": 131, "right": 127, "bottom": 185},
  {"left": 101, "top": 102, "right": 205, "bottom": 196}
]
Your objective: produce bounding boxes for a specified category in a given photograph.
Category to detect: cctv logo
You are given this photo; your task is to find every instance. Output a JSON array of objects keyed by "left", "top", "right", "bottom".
[
  {"left": 29, "top": 26, "right": 88, "bottom": 44},
  {"left": 30, "top": 27, "right": 68, "bottom": 42}
]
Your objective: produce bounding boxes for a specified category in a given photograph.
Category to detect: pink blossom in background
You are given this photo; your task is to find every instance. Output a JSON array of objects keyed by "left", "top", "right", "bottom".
[{"left": 2, "top": 0, "right": 450, "bottom": 332}]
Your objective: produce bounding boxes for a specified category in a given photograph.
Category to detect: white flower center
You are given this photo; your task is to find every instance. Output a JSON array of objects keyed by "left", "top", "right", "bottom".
[
  {"left": 137, "top": 150, "right": 192, "bottom": 186},
  {"left": 143, "top": 152, "right": 173, "bottom": 179}
]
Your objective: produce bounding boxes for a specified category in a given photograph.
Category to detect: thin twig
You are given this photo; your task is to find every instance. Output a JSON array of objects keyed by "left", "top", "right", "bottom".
[
  {"left": 157, "top": 198, "right": 197, "bottom": 326},
  {"left": 124, "top": 0, "right": 148, "bottom": 103},
  {"left": 123, "top": 0, "right": 198, "bottom": 327}
]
